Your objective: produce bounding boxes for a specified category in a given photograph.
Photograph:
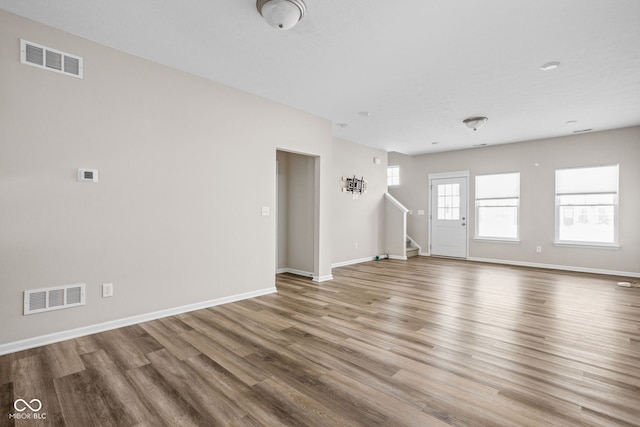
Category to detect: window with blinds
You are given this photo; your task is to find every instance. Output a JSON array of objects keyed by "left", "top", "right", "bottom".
[
  {"left": 475, "top": 172, "right": 520, "bottom": 240},
  {"left": 555, "top": 165, "right": 619, "bottom": 245}
]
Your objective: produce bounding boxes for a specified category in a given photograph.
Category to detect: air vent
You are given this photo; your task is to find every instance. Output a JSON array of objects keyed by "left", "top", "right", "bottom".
[
  {"left": 24, "top": 284, "right": 86, "bottom": 315},
  {"left": 573, "top": 128, "right": 593, "bottom": 134},
  {"left": 20, "top": 39, "right": 83, "bottom": 79}
]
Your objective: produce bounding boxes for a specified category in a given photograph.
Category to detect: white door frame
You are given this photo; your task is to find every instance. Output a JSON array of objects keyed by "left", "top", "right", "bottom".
[{"left": 428, "top": 171, "right": 470, "bottom": 258}]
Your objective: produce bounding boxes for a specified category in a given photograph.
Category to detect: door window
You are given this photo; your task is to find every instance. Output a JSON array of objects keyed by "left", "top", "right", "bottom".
[{"left": 437, "top": 183, "right": 460, "bottom": 220}]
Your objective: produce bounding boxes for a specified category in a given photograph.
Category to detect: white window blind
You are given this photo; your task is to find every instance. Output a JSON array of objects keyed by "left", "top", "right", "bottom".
[
  {"left": 476, "top": 173, "right": 520, "bottom": 200},
  {"left": 556, "top": 165, "right": 618, "bottom": 195}
]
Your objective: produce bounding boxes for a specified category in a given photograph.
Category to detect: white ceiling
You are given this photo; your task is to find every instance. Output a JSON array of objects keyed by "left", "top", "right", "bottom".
[{"left": 2, "top": 0, "right": 640, "bottom": 155}]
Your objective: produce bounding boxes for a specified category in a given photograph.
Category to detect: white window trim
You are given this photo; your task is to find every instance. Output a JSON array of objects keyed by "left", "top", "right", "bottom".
[
  {"left": 474, "top": 237, "right": 521, "bottom": 244},
  {"left": 553, "top": 241, "right": 620, "bottom": 249},
  {"left": 554, "top": 165, "right": 619, "bottom": 247}
]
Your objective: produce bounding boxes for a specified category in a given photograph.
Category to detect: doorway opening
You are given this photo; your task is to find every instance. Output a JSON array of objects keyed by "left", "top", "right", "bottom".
[{"left": 276, "top": 150, "right": 317, "bottom": 277}]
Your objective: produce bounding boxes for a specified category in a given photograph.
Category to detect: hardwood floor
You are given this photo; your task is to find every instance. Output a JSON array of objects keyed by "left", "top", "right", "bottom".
[{"left": 2, "top": 257, "right": 639, "bottom": 426}]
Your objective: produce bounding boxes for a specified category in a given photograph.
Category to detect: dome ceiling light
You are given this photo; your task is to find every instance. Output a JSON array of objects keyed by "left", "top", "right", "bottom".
[
  {"left": 540, "top": 61, "right": 560, "bottom": 71},
  {"left": 256, "top": 0, "right": 306, "bottom": 30},
  {"left": 463, "top": 116, "right": 488, "bottom": 131}
]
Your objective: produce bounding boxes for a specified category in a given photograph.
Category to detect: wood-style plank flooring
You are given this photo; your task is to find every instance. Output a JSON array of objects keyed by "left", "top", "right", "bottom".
[{"left": 2, "top": 257, "right": 640, "bottom": 426}]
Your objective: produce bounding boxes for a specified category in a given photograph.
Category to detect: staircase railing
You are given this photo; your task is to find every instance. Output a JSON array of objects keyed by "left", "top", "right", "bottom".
[{"left": 384, "top": 193, "right": 409, "bottom": 259}]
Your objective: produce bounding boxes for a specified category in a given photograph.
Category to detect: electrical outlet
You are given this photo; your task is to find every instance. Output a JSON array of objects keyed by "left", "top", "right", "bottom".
[
  {"left": 102, "top": 283, "right": 113, "bottom": 298},
  {"left": 536, "top": 246, "right": 542, "bottom": 253}
]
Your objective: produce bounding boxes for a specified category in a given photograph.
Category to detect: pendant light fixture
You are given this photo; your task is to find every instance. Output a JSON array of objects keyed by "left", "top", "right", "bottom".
[
  {"left": 463, "top": 116, "right": 488, "bottom": 131},
  {"left": 257, "top": 0, "right": 306, "bottom": 30}
]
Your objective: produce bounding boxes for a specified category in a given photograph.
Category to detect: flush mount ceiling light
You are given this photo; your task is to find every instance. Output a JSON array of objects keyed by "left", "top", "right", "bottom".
[
  {"left": 257, "top": 0, "right": 306, "bottom": 30},
  {"left": 463, "top": 116, "right": 488, "bottom": 131},
  {"left": 540, "top": 61, "right": 560, "bottom": 71}
]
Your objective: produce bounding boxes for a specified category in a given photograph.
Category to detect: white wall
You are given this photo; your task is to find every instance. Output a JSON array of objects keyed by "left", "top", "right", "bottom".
[
  {"left": 0, "top": 10, "right": 334, "bottom": 346},
  {"left": 331, "top": 138, "right": 387, "bottom": 265},
  {"left": 390, "top": 127, "right": 640, "bottom": 276}
]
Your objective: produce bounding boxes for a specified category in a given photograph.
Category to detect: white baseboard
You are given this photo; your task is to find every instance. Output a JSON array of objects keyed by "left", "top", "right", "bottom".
[
  {"left": 419, "top": 251, "right": 430, "bottom": 256},
  {"left": 389, "top": 255, "right": 408, "bottom": 261},
  {"left": 276, "top": 268, "right": 314, "bottom": 278},
  {"left": 278, "top": 268, "right": 332, "bottom": 282},
  {"left": 331, "top": 256, "right": 377, "bottom": 268},
  {"left": 467, "top": 257, "right": 640, "bottom": 278},
  {"left": 0, "top": 287, "right": 277, "bottom": 356}
]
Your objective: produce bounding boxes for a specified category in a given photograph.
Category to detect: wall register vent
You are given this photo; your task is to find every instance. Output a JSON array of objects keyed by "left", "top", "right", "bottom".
[
  {"left": 20, "top": 39, "right": 84, "bottom": 79},
  {"left": 24, "top": 284, "right": 86, "bottom": 315}
]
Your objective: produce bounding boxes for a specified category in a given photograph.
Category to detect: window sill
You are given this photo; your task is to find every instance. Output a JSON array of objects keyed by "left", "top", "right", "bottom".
[
  {"left": 554, "top": 241, "right": 620, "bottom": 250},
  {"left": 474, "top": 237, "right": 520, "bottom": 244}
]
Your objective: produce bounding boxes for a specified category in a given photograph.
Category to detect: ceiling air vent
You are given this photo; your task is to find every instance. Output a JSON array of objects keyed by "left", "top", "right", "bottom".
[
  {"left": 20, "top": 39, "right": 83, "bottom": 79},
  {"left": 24, "top": 284, "right": 86, "bottom": 315}
]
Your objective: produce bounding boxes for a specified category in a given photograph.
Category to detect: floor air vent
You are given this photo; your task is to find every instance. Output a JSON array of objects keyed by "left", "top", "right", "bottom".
[
  {"left": 24, "top": 284, "right": 86, "bottom": 315},
  {"left": 20, "top": 39, "right": 83, "bottom": 79}
]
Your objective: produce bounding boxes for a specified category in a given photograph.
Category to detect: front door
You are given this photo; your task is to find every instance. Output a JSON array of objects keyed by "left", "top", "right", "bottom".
[{"left": 430, "top": 176, "right": 468, "bottom": 258}]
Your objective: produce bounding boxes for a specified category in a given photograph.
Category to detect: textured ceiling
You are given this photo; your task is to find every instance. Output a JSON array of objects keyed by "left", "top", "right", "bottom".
[{"left": 2, "top": 0, "right": 640, "bottom": 154}]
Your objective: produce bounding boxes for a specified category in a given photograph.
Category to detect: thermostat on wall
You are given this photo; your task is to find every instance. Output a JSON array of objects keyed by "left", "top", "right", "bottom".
[{"left": 78, "top": 168, "right": 98, "bottom": 182}]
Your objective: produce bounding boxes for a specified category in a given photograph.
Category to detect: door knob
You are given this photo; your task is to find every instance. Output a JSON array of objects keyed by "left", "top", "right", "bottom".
[{"left": 462, "top": 222, "right": 466, "bottom": 226}]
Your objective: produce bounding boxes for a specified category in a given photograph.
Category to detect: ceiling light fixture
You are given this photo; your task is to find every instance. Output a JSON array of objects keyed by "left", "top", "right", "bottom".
[
  {"left": 540, "top": 61, "right": 560, "bottom": 71},
  {"left": 256, "top": 0, "right": 306, "bottom": 30},
  {"left": 463, "top": 116, "right": 488, "bottom": 131}
]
